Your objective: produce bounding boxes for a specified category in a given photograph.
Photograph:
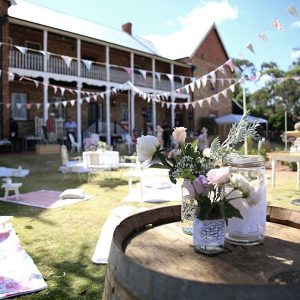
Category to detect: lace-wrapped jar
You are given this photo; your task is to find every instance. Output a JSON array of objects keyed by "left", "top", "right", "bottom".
[{"left": 225, "top": 154, "right": 266, "bottom": 245}]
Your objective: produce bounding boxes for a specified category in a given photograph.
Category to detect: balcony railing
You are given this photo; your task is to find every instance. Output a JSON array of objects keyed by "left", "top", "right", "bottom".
[{"left": 9, "top": 50, "right": 186, "bottom": 92}]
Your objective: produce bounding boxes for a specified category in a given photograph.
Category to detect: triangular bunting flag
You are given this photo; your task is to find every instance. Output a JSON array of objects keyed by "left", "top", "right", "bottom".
[
  {"left": 155, "top": 72, "right": 161, "bottom": 81},
  {"left": 54, "top": 102, "right": 60, "bottom": 108},
  {"left": 229, "top": 84, "right": 235, "bottom": 93},
  {"left": 142, "top": 93, "right": 147, "bottom": 100},
  {"left": 52, "top": 85, "right": 57, "bottom": 94},
  {"left": 178, "top": 104, "right": 182, "bottom": 110},
  {"left": 15, "top": 46, "right": 28, "bottom": 55},
  {"left": 166, "top": 74, "right": 173, "bottom": 82},
  {"left": 221, "top": 89, "right": 227, "bottom": 98},
  {"left": 33, "top": 80, "right": 39, "bottom": 88},
  {"left": 82, "top": 59, "right": 93, "bottom": 70},
  {"left": 16, "top": 104, "right": 23, "bottom": 110},
  {"left": 62, "top": 101, "right": 68, "bottom": 107},
  {"left": 59, "top": 87, "right": 65, "bottom": 96},
  {"left": 246, "top": 42, "right": 255, "bottom": 54},
  {"left": 190, "top": 82, "right": 195, "bottom": 92},
  {"left": 209, "top": 71, "right": 216, "bottom": 82},
  {"left": 271, "top": 19, "right": 284, "bottom": 31},
  {"left": 161, "top": 102, "right": 165, "bottom": 108},
  {"left": 220, "top": 78, "right": 224, "bottom": 88},
  {"left": 225, "top": 59, "right": 235, "bottom": 72},
  {"left": 180, "top": 76, "right": 185, "bottom": 84},
  {"left": 93, "top": 95, "right": 98, "bottom": 101},
  {"left": 139, "top": 70, "right": 147, "bottom": 80},
  {"left": 184, "top": 103, "right": 189, "bottom": 110},
  {"left": 191, "top": 102, "right": 196, "bottom": 109},
  {"left": 201, "top": 75, "right": 208, "bottom": 87},
  {"left": 68, "top": 89, "right": 75, "bottom": 94},
  {"left": 198, "top": 100, "right": 203, "bottom": 108},
  {"left": 5, "top": 103, "right": 11, "bottom": 109},
  {"left": 86, "top": 97, "right": 91, "bottom": 103},
  {"left": 166, "top": 102, "right": 171, "bottom": 109},
  {"left": 196, "top": 78, "right": 201, "bottom": 89},
  {"left": 218, "top": 65, "right": 226, "bottom": 75},
  {"left": 214, "top": 94, "right": 219, "bottom": 102},
  {"left": 26, "top": 103, "right": 32, "bottom": 110},
  {"left": 61, "top": 55, "right": 73, "bottom": 68},
  {"left": 36, "top": 103, "right": 41, "bottom": 110},
  {"left": 122, "top": 67, "right": 132, "bottom": 77},
  {"left": 184, "top": 85, "right": 190, "bottom": 93},
  {"left": 70, "top": 100, "right": 76, "bottom": 106},
  {"left": 287, "top": 5, "right": 298, "bottom": 17}
]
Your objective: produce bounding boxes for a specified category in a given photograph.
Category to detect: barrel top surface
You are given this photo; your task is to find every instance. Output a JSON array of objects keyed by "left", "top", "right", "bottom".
[{"left": 124, "top": 221, "right": 300, "bottom": 286}]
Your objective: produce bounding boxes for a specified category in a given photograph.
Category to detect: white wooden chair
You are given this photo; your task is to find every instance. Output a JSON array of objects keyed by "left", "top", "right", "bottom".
[
  {"left": 68, "top": 133, "right": 80, "bottom": 153},
  {"left": 2, "top": 180, "right": 23, "bottom": 200}
]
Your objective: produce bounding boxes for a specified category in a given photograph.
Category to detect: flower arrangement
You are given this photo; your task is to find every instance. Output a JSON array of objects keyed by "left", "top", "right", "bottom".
[{"left": 136, "top": 114, "right": 258, "bottom": 223}]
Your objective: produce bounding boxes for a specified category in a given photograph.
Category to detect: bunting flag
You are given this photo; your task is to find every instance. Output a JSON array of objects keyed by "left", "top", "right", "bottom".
[
  {"left": 225, "top": 59, "right": 235, "bottom": 72},
  {"left": 59, "top": 87, "right": 65, "bottom": 96},
  {"left": 62, "top": 101, "right": 68, "bottom": 107},
  {"left": 271, "top": 19, "right": 284, "bottom": 31},
  {"left": 184, "top": 103, "right": 189, "bottom": 110},
  {"left": 8, "top": 73, "right": 14, "bottom": 81},
  {"left": 16, "top": 103, "right": 22, "bottom": 110},
  {"left": 220, "top": 78, "right": 224, "bottom": 88},
  {"left": 166, "top": 74, "right": 174, "bottom": 82},
  {"left": 190, "top": 82, "right": 195, "bottom": 92},
  {"left": 26, "top": 103, "right": 32, "bottom": 110},
  {"left": 258, "top": 32, "right": 268, "bottom": 41},
  {"left": 221, "top": 89, "right": 227, "bottom": 98},
  {"left": 61, "top": 55, "right": 73, "bottom": 68},
  {"left": 138, "top": 69, "right": 147, "bottom": 80},
  {"left": 52, "top": 85, "right": 57, "bottom": 94},
  {"left": 180, "top": 76, "right": 185, "bottom": 84},
  {"left": 155, "top": 72, "right": 161, "bottom": 81},
  {"left": 85, "top": 97, "right": 91, "bottom": 103},
  {"left": 70, "top": 100, "right": 76, "bottom": 106},
  {"left": 5, "top": 103, "right": 11, "bottom": 108},
  {"left": 82, "top": 59, "right": 93, "bottom": 70},
  {"left": 161, "top": 102, "right": 165, "bottom": 108},
  {"left": 191, "top": 102, "right": 196, "bottom": 109},
  {"left": 195, "top": 78, "right": 201, "bottom": 89},
  {"left": 246, "top": 42, "right": 255, "bottom": 54},
  {"left": 201, "top": 75, "right": 208, "bottom": 87},
  {"left": 209, "top": 71, "right": 216, "bottom": 83},
  {"left": 93, "top": 95, "right": 98, "bottom": 101},
  {"left": 184, "top": 85, "right": 190, "bottom": 93},
  {"left": 287, "top": 5, "right": 298, "bottom": 17},
  {"left": 15, "top": 46, "right": 28, "bottom": 55},
  {"left": 33, "top": 80, "right": 39, "bottom": 88},
  {"left": 9, "top": 0, "right": 17, "bottom": 5},
  {"left": 123, "top": 67, "right": 132, "bottom": 77},
  {"left": 218, "top": 66, "right": 226, "bottom": 75},
  {"left": 36, "top": 103, "right": 41, "bottom": 110},
  {"left": 229, "top": 84, "right": 235, "bottom": 93}
]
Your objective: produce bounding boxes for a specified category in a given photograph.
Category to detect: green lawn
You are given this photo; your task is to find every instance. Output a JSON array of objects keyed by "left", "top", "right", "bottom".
[{"left": 0, "top": 153, "right": 299, "bottom": 299}]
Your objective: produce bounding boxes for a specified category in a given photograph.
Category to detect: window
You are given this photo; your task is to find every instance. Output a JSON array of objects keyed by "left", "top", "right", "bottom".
[
  {"left": 120, "top": 103, "right": 129, "bottom": 123},
  {"left": 25, "top": 41, "right": 41, "bottom": 51},
  {"left": 11, "top": 93, "right": 27, "bottom": 120}
]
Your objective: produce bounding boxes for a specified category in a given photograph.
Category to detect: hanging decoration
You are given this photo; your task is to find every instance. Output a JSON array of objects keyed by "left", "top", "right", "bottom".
[
  {"left": 61, "top": 55, "right": 73, "bottom": 68},
  {"left": 246, "top": 42, "right": 255, "bottom": 54},
  {"left": 271, "top": 19, "right": 284, "bottom": 31},
  {"left": 287, "top": 5, "right": 298, "bottom": 17}
]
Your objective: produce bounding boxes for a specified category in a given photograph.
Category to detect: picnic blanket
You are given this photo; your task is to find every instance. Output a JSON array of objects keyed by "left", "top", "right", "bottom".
[
  {"left": 92, "top": 206, "right": 148, "bottom": 264},
  {"left": 1, "top": 190, "right": 93, "bottom": 209},
  {"left": 0, "top": 224, "right": 47, "bottom": 299}
]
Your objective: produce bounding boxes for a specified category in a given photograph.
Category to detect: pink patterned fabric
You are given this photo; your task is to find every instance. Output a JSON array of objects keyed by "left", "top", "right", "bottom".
[{"left": 0, "top": 225, "right": 47, "bottom": 299}]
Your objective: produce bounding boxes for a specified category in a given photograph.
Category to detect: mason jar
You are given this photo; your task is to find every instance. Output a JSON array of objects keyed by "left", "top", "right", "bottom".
[{"left": 225, "top": 154, "right": 266, "bottom": 245}]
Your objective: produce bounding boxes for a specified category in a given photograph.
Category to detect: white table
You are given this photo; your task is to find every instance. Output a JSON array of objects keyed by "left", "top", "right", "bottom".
[
  {"left": 124, "top": 168, "right": 170, "bottom": 200},
  {"left": 267, "top": 152, "right": 300, "bottom": 188},
  {"left": 83, "top": 150, "right": 120, "bottom": 170},
  {"left": 0, "top": 167, "right": 29, "bottom": 180}
]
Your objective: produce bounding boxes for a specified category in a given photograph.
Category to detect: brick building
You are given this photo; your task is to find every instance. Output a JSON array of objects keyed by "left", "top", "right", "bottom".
[{"left": 0, "top": 0, "right": 233, "bottom": 148}]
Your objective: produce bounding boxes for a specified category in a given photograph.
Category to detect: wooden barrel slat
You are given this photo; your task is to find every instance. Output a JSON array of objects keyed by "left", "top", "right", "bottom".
[{"left": 102, "top": 205, "right": 300, "bottom": 300}]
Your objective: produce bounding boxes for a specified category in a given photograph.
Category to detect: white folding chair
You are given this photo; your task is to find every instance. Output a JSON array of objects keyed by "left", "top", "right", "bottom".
[{"left": 68, "top": 133, "right": 80, "bottom": 153}]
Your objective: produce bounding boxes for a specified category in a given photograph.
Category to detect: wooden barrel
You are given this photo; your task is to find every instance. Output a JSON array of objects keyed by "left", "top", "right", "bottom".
[{"left": 102, "top": 205, "right": 300, "bottom": 300}]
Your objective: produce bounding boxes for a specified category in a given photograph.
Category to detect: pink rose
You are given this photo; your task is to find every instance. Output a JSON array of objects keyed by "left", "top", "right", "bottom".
[
  {"left": 172, "top": 127, "right": 187, "bottom": 143},
  {"left": 182, "top": 175, "right": 208, "bottom": 198},
  {"left": 207, "top": 167, "right": 230, "bottom": 185}
]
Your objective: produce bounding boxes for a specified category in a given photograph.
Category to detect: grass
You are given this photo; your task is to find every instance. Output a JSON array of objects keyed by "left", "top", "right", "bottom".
[{"left": 0, "top": 153, "right": 299, "bottom": 299}]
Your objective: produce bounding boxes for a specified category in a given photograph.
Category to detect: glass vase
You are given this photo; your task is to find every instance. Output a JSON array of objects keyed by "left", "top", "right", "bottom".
[
  {"left": 193, "top": 218, "right": 225, "bottom": 255},
  {"left": 181, "top": 182, "right": 196, "bottom": 235},
  {"left": 225, "top": 154, "right": 266, "bottom": 245}
]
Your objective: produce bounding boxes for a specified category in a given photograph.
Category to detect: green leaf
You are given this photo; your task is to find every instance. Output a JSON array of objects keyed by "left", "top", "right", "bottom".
[{"left": 149, "top": 164, "right": 168, "bottom": 169}]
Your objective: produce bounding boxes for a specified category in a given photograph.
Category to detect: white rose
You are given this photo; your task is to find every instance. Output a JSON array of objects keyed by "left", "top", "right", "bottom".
[
  {"left": 230, "top": 174, "right": 251, "bottom": 194},
  {"left": 203, "top": 148, "right": 211, "bottom": 158},
  {"left": 172, "top": 127, "right": 187, "bottom": 143},
  {"left": 136, "top": 135, "right": 160, "bottom": 162}
]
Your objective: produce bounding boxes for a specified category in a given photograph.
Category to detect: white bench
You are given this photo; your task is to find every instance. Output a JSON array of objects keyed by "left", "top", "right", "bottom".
[{"left": 1, "top": 182, "right": 23, "bottom": 200}]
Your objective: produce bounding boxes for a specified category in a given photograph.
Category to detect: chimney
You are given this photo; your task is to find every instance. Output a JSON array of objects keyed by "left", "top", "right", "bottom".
[{"left": 122, "top": 22, "right": 132, "bottom": 35}]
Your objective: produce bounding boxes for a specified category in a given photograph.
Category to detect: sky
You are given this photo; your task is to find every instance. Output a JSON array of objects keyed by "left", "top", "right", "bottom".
[{"left": 13, "top": 0, "right": 300, "bottom": 71}]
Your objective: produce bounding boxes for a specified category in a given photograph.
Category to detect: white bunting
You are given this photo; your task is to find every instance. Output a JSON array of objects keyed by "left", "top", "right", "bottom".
[
  {"left": 184, "top": 85, "right": 190, "bottom": 93},
  {"left": 61, "top": 55, "right": 73, "bottom": 68},
  {"left": 59, "top": 87, "right": 65, "bottom": 96},
  {"left": 258, "top": 32, "right": 268, "bottom": 41},
  {"left": 70, "top": 100, "right": 76, "bottom": 106},
  {"left": 161, "top": 102, "right": 165, "bottom": 108},
  {"left": 33, "top": 80, "right": 39, "bottom": 88},
  {"left": 191, "top": 102, "right": 196, "bottom": 109},
  {"left": 225, "top": 59, "right": 235, "bottom": 72},
  {"left": 229, "top": 84, "right": 235, "bottom": 93},
  {"left": 62, "top": 101, "right": 68, "bottom": 107},
  {"left": 68, "top": 89, "right": 75, "bottom": 94},
  {"left": 8, "top": 73, "right": 15, "bottom": 81},
  {"left": 155, "top": 72, "right": 161, "bottom": 81},
  {"left": 180, "top": 76, "right": 185, "bottom": 84},
  {"left": 190, "top": 82, "right": 195, "bottom": 92},
  {"left": 15, "top": 46, "right": 28, "bottom": 55},
  {"left": 221, "top": 89, "right": 227, "bottom": 98},
  {"left": 5, "top": 103, "right": 11, "bottom": 108},
  {"left": 214, "top": 94, "right": 219, "bottom": 102},
  {"left": 166, "top": 74, "right": 173, "bottom": 82},
  {"left": 54, "top": 102, "right": 60, "bottom": 108},
  {"left": 178, "top": 104, "right": 183, "bottom": 110},
  {"left": 209, "top": 71, "right": 216, "bottom": 83},
  {"left": 201, "top": 75, "right": 208, "bottom": 87},
  {"left": 36, "top": 103, "right": 41, "bottom": 110},
  {"left": 166, "top": 102, "right": 171, "bottom": 109},
  {"left": 138, "top": 70, "right": 147, "bottom": 80},
  {"left": 26, "top": 103, "right": 32, "bottom": 110},
  {"left": 218, "top": 66, "right": 226, "bottom": 75},
  {"left": 184, "top": 103, "right": 189, "bottom": 110},
  {"left": 86, "top": 97, "right": 91, "bottom": 103},
  {"left": 93, "top": 95, "right": 98, "bottom": 101},
  {"left": 52, "top": 85, "right": 57, "bottom": 94},
  {"left": 195, "top": 78, "right": 201, "bottom": 89},
  {"left": 198, "top": 100, "right": 203, "bottom": 108},
  {"left": 142, "top": 93, "right": 147, "bottom": 100},
  {"left": 82, "top": 59, "right": 93, "bottom": 70},
  {"left": 287, "top": 5, "right": 298, "bottom": 17},
  {"left": 16, "top": 104, "right": 22, "bottom": 111},
  {"left": 246, "top": 42, "right": 255, "bottom": 54}
]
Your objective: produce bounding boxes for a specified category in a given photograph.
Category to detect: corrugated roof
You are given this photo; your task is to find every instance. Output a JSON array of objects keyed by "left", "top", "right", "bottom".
[{"left": 8, "top": 1, "right": 161, "bottom": 57}]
